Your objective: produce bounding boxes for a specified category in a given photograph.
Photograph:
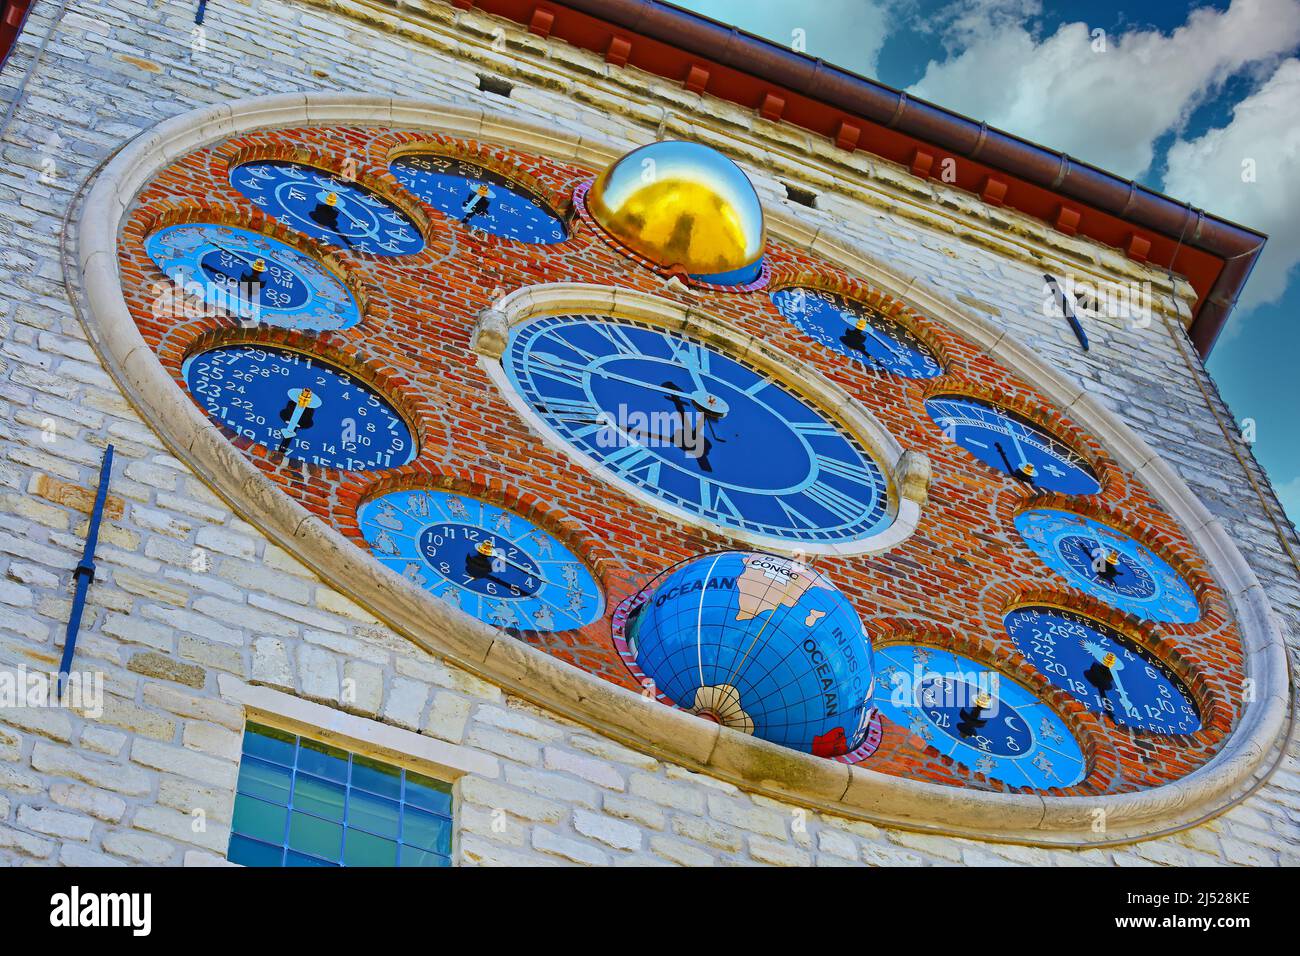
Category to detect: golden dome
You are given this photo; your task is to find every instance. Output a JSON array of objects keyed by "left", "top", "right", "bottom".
[{"left": 587, "top": 140, "right": 765, "bottom": 278}]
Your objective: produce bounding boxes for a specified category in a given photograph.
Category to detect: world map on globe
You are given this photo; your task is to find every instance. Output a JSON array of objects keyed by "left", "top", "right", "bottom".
[{"left": 618, "top": 551, "right": 879, "bottom": 759}]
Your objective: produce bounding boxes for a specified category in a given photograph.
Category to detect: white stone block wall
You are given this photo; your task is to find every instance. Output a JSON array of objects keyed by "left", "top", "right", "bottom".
[{"left": 0, "top": 0, "right": 1294, "bottom": 866}]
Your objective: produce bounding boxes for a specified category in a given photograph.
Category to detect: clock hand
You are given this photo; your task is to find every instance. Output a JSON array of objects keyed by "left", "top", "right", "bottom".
[
  {"left": 994, "top": 440, "right": 1036, "bottom": 485},
  {"left": 533, "top": 355, "right": 693, "bottom": 399},
  {"left": 1005, "top": 422, "right": 1032, "bottom": 473}
]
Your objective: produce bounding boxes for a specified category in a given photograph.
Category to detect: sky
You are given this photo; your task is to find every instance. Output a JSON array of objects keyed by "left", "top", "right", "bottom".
[{"left": 678, "top": 0, "right": 1300, "bottom": 527}]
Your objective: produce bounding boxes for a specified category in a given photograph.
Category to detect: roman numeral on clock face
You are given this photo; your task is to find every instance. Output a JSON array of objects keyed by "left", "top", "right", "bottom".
[{"left": 801, "top": 479, "right": 864, "bottom": 523}]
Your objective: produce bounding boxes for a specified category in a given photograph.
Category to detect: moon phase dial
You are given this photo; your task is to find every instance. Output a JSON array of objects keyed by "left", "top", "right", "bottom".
[{"left": 872, "top": 644, "right": 1086, "bottom": 789}]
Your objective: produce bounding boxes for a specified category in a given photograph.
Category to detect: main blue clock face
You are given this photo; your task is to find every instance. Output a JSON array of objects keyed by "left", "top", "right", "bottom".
[
  {"left": 502, "top": 315, "right": 891, "bottom": 545},
  {"left": 145, "top": 223, "right": 362, "bottom": 330},
  {"left": 771, "top": 287, "right": 942, "bottom": 378},
  {"left": 1004, "top": 606, "right": 1200, "bottom": 735},
  {"left": 182, "top": 345, "right": 416, "bottom": 471},
  {"left": 873, "top": 645, "right": 1085, "bottom": 788},
  {"left": 390, "top": 154, "right": 567, "bottom": 244},
  {"left": 230, "top": 161, "right": 424, "bottom": 256},
  {"left": 925, "top": 396, "right": 1100, "bottom": 495},
  {"left": 357, "top": 490, "right": 602, "bottom": 631},
  {"left": 1016, "top": 509, "right": 1201, "bottom": 624}
]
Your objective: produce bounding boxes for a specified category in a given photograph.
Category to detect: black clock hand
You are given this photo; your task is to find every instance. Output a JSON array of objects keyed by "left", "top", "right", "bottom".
[{"left": 994, "top": 441, "right": 1035, "bottom": 485}]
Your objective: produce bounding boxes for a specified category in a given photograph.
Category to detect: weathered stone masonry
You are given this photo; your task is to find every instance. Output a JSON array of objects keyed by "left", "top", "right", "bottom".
[{"left": 0, "top": 0, "right": 1295, "bottom": 866}]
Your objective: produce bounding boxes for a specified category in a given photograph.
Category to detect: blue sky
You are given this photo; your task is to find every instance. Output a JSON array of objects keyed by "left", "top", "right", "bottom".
[{"left": 679, "top": 0, "right": 1300, "bottom": 526}]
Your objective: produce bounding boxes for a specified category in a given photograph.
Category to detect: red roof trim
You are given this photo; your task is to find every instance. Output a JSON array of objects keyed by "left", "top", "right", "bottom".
[{"left": 456, "top": 0, "right": 1265, "bottom": 357}]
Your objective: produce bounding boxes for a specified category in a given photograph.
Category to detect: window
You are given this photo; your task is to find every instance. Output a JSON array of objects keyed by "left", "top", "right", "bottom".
[{"left": 227, "top": 722, "right": 453, "bottom": 867}]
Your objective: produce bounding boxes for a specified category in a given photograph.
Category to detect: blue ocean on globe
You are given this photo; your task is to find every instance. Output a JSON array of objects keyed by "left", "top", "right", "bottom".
[{"left": 625, "top": 551, "right": 877, "bottom": 757}]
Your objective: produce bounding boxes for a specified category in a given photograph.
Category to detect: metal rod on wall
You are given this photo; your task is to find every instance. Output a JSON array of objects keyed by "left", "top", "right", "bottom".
[{"left": 57, "top": 443, "right": 115, "bottom": 700}]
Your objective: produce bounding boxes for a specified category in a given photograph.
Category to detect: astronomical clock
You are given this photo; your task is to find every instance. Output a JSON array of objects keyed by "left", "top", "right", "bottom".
[{"left": 115, "top": 121, "right": 1244, "bottom": 800}]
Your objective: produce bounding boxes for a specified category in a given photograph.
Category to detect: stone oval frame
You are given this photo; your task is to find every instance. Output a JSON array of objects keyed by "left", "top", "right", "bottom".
[
  {"left": 74, "top": 93, "right": 1290, "bottom": 847},
  {"left": 472, "top": 282, "right": 927, "bottom": 557}
]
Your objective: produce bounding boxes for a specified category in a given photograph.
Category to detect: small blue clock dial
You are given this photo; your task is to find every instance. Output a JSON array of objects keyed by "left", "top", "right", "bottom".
[
  {"left": 182, "top": 345, "right": 416, "bottom": 471},
  {"left": 357, "top": 490, "right": 602, "bottom": 631},
  {"left": 1016, "top": 509, "right": 1201, "bottom": 624},
  {"left": 390, "top": 153, "right": 567, "bottom": 244},
  {"left": 925, "top": 395, "right": 1100, "bottom": 495},
  {"left": 770, "top": 287, "right": 942, "bottom": 378},
  {"left": 145, "top": 223, "right": 361, "bottom": 330},
  {"left": 1004, "top": 606, "right": 1200, "bottom": 735},
  {"left": 230, "top": 161, "right": 424, "bottom": 256},
  {"left": 873, "top": 645, "right": 1086, "bottom": 788},
  {"left": 502, "top": 315, "right": 891, "bottom": 545}
]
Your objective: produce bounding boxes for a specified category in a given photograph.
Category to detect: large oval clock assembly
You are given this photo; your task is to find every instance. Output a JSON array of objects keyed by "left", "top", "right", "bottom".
[
  {"left": 145, "top": 223, "right": 362, "bottom": 330},
  {"left": 390, "top": 153, "right": 567, "bottom": 244},
  {"left": 501, "top": 314, "right": 891, "bottom": 545},
  {"left": 770, "top": 287, "right": 942, "bottom": 378},
  {"left": 925, "top": 395, "right": 1100, "bottom": 495},
  {"left": 230, "top": 161, "right": 424, "bottom": 256},
  {"left": 182, "top": 344, "right": 417, "bottom": 471},
  {"left": 357, "top": 489, "right": 602, "bottom": 631},
  {"left": 1003, "top": 606, "right": 1200, "bottom": 735},
  {"left": 1015, "top": 509, "right": 1200, "bottom": 624},
  {"left": 872, "top": 644, "right": 1086, "bottom": 788}
]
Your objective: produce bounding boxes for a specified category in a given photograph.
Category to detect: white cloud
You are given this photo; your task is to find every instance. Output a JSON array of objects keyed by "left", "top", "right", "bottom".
[
  {"left": 908, "top": 0, "right": 1300, "bottom": 180},
  {"left": 1163, "top": 57, "right": 1300, "bottom": 316},
  {"left": 684, "top": 0, "right": 892, "bottom": 78}
]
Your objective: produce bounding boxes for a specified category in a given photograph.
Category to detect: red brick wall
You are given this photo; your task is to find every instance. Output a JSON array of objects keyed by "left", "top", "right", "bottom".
[{"left": 117, "top": 124, "right": 1244, "bottom": 796}]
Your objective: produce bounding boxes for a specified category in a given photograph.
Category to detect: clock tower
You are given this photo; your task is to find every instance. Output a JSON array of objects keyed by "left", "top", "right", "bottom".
[{"left": 0, "top": 0, "right": 1294, "bottom": 869}]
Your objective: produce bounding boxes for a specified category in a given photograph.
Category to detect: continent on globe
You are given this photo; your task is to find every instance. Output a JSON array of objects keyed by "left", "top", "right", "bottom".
[{"left": 735, "top": 554, "right": 835, "bottom": 622}]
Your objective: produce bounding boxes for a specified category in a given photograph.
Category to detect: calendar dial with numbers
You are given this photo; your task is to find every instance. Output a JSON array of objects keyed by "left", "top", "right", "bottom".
[
  {"left": 390, "top": 153, "right": 567, "bottom": 244},
  {"left": 1004, "top": 606, "right": 1200, "bottom": 735},
  {"left": 181, "top": 345, "right": 416, "bottom": 471}
]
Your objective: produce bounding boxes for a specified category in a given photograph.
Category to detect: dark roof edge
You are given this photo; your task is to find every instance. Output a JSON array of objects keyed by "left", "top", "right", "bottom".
[{"left": 553, "top": 0, "right": 1267, "bottom": 357}]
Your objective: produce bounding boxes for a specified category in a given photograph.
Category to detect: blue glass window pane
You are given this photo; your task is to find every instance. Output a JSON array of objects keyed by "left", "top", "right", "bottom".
[
  {"left": 243, "top": 723, "right": 297, "bottom": 766},
  {"left": 399, "top": 846, "right": 451, "bottom": 867},
  {"left": 404, "top": 772, "right": 453, "bottom": 816},
  {"left": 237, "top": 755, "right": 292, "bottom": 806},
  {"left": 349, "top": 789, "right": 400, "bottom": 839},
  {"left": 288, "top": 811, "right": 342, "bottom": 861},
  {"left": 232, "top": 794, "right": 288, "bottom": 844},
  {"left": 297, "top": 738, "right": 349, "bottom": 783},
  {"left": 285, "top": 851, "right": 338, "bottom": 867},
  {"left": 293, "top": 773, "right": 346, "bottom": 822},
  {"left": 227, "top": 834, "right": 284, "bottom": 867},
  {"left": 352, "top": 755, "right": 402, "bottom": 799},
  {"left": 344, "top": 829, "right": 399, "bottom": 867},
  {"left": 402, "top": 807, "right": 452, "bottom": 855}
]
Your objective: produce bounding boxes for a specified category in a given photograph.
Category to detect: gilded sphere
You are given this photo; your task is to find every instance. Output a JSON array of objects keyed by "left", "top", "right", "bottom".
[{"left": 587, "top": 140, "right": 766, "bottom": 278}]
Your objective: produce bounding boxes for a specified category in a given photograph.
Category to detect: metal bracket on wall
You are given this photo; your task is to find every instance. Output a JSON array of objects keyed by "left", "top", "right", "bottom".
[
  {"left": 57, "top": 444, "right": 115, "bottom": 699},
  {"left": 1045, "top": 273, "right": 1090, "bottom": 351}
]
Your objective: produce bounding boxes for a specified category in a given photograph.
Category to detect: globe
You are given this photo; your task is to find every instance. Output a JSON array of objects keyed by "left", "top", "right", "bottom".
[{"left": 623, "top": 551, "right": 878, "bottom": 758}]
